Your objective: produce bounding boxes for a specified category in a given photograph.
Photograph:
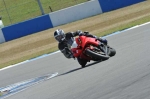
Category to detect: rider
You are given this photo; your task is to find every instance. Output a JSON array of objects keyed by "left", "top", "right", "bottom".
[{"left": 54, "top": 29, "right": 107, "bottom": 66}]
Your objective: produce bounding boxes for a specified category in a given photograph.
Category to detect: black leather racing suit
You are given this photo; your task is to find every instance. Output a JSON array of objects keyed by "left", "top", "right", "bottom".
[{"left": 58, "top": 31, "right": 96, "bottom": 59}]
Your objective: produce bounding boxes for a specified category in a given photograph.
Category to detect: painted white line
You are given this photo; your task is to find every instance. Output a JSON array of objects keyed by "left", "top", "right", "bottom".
[
  {"left": 0, "top": 21, "right": 150, "bottom": 71},
  {"left": 0, "top": 60, "right": 29, "bottom": 72},
  {"left": 29, "top": 51, "right": 60, "bottom": 62}
]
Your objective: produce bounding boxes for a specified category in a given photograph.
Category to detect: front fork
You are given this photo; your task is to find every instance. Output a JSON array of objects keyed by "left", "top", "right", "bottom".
[{"left": 99, "top": 43, "right": 109, "bottom": 55}]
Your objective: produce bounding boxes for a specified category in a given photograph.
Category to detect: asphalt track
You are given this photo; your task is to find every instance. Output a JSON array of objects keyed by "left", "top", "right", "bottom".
[{"left": 0, "top": 23, "right": 150, "bottom": 99}]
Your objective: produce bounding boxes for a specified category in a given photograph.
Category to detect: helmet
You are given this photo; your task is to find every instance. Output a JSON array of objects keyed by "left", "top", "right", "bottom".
[{"left": 54, "top": 29, "right": 65, "bottom": 42}]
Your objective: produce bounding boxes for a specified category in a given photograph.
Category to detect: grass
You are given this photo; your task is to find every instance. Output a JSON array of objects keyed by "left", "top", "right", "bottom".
[
  {"left": 0, "top": 0, "right": 88, "bottom": 26},
  {"left": 96, "top": 15, "right": 150, "bottom": 37}
]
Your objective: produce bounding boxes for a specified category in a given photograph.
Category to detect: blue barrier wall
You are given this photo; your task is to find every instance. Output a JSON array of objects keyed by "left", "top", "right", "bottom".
[
  {"left": 2, "top": 14, "right": 53, "bottom": 41},
  {"left": 98, "top": 0, "right": 145, "bottom": 12}
]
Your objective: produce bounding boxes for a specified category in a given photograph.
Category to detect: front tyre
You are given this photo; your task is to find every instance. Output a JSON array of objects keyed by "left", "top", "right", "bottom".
[
  {"left": 85, "top": 49, "right": 110, "bottom": 60},
  {"left": 108, "top": 47, "right": 116, "bottom": 57}
]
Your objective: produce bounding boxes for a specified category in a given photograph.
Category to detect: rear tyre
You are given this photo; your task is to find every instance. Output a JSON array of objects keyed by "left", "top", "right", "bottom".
[
  {"left": 77, "top": 58, "right": 87, "bottom": 68},
  {"left": 85, "top": 49, "right": 109, "bottom": 60}
]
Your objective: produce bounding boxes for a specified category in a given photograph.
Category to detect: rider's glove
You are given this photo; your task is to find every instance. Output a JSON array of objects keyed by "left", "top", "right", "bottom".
[
  {"left": 84, "top": 31, "right": 89, "bottom": 35},
  {"left": 76, "top": 30, "right": 83, "bottom": 36}
]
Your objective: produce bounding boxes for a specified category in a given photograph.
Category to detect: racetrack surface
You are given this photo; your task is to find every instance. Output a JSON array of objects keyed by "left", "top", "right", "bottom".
[{"left": 0, "top": 23, "right": 150, "bottom": 99}]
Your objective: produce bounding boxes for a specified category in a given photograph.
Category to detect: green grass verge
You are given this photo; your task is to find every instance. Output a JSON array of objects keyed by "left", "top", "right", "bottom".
[
  {"left": 0, "top": 47, "right": 57, "bottom": 69},
  {"left": 0, "top": 15, "right": 150, "bottom": 69},
  {"left": 96, "top": 15, "right": 150, "bottom": 37}
]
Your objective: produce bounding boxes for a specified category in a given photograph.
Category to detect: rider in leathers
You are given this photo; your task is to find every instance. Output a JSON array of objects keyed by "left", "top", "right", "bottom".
[{"left": 54, "top": 29, "right": 107, "bottom": 66}]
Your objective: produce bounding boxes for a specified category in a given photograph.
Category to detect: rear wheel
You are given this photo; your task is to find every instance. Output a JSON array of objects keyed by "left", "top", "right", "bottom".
[
  {"left": 85, "top": 49, "right": 109, "bottom": 60},
  {"left": 77, "top": 58, "right": 87, "bottom": 68}
]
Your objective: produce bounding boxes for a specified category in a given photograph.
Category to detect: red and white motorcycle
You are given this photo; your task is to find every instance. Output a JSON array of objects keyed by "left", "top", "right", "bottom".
[{"left": 70, "top": 35, "right": 116, "bottom": 68}]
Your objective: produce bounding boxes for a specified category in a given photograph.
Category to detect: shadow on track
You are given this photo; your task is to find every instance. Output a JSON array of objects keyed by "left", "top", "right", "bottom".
[
  {"left": 85, "top": 60, "right": 102, "bottom": 67},
  {"left": 59, "top": 61, "right": 102, "bottom": 76}
]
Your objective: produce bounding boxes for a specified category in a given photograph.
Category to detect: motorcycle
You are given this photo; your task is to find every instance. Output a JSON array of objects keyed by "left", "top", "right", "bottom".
[{"left": 70, "top": 35, "right": 116, "bottom": 68}]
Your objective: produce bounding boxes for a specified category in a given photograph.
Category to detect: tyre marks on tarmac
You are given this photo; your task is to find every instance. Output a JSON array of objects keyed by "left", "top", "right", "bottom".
[{"left": 0, "top": 72, "right": 58, "bottom": 98}]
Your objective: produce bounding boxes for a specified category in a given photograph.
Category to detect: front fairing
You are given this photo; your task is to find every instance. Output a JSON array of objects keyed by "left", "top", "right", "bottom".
[
  {"left": 71, "top": 36, "right": 100, "bottom": 59},
  {"left": 79, "top": 36, "right": 99, "bottom": 48}
]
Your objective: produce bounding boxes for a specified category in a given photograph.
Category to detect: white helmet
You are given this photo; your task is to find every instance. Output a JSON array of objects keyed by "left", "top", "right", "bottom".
[{"left": 54, "top": 29, "right": 65, "bottom": 43}]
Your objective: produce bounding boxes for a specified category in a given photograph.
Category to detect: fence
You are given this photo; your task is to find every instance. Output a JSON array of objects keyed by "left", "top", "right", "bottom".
[{"left": 0, "top": 0, "right": 88, "bottom": 26}]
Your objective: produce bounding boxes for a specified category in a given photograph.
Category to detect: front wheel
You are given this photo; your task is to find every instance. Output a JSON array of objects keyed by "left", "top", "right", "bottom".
[
  {"left": 108, "top": 47, "right": 116, "bottom": 57},
  {"left": 85, "top": 49, "right": 110, "bottom": 60}
]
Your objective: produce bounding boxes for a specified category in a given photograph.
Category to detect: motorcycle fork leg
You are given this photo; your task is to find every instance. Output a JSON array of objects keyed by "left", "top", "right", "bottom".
[
  {"left": 100, "top": 44, "right": 108, "bottom": 55},
  {"left": 105, "top": 45, "right": 108, "bottom": 55}
]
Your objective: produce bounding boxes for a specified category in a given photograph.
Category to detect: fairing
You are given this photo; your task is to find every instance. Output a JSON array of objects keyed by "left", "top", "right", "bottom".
[{"left": 71, "top": 36, "right": 100, "bottom": 60}]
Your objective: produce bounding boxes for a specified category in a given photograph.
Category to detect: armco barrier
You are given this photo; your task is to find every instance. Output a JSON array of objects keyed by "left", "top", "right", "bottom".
[
  {"left": 2, "top": 14, "right": 53, "bottom": 41},
  {"left": 49, "top": 0, "right": 102, "bottom": 27},
  {"left": 98, "top": 0, "right": 145, "bottom": 12}
]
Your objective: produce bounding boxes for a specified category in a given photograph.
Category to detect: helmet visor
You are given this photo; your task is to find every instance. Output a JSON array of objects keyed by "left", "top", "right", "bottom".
[{"left": 55, "top": 35, "right": 64, "bottom": 42}]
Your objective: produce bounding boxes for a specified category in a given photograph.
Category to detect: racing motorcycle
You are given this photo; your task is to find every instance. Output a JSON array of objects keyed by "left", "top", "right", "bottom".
[{"left": 70, "top": 35, "right": 116, "bottom": 68}]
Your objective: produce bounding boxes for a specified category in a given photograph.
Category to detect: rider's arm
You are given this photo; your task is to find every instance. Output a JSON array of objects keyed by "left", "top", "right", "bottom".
[
  {"left": 65, "top": 32, "right": 74, "bottom": 40},
  {"left": 74, "top": 30, "right": 97, "bottom": 38},
  {"left": 66, "top": 30, "right": 107, "bottom": 44},
  {"left": 58, "top": 42, "right": 73, "bottom": 59},
  {"left": 65, "top": 30, "right": 93, "bottom": 38},
  {"left": 66, "top": 31, "right": 83, "bottom": 38}
]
